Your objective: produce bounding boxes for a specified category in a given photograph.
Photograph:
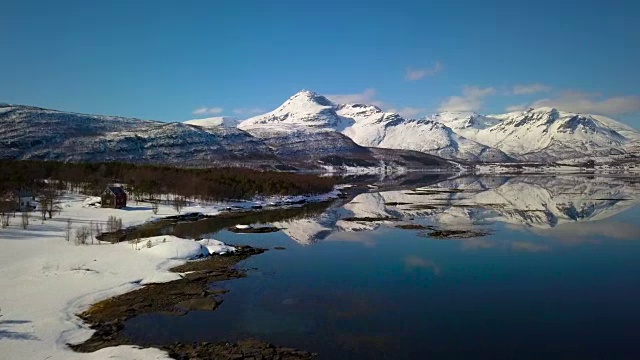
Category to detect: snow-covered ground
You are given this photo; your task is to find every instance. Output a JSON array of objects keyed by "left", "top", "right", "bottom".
[{"left": 0, "top": 190, "right": 339, "bottom": 359}]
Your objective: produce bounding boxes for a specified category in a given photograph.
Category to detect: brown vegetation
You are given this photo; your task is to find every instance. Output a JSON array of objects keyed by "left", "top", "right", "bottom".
[{"left": 0, "top": 160, "right": 338, "bottom": 202}]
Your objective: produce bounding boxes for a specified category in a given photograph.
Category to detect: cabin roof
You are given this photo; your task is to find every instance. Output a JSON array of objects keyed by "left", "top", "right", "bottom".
[
  {"left": 107, "top": 186, "right": 126, "bottom": 196},
  {"left": 17, "top": 190, "right": 32, "bottom": 198}
]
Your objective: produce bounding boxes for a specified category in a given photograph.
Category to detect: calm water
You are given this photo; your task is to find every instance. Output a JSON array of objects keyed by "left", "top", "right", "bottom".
[{"left": 125, "top": 175, "right": 640, "bottom": 359}]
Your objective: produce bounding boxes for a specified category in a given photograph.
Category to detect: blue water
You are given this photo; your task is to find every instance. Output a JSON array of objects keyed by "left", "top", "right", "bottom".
[{"left": 125, "top": 176, "right": 640, "bottom": 359}]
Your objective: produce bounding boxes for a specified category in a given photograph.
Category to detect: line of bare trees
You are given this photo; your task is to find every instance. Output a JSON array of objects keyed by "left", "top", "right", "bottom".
[{"left": 0, "top": 160, "right": 338, "bottom": 203}]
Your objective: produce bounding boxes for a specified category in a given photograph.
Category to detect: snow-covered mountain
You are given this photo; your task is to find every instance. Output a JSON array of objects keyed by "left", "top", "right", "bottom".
[
  {"left": 5, "top": 94, "right": 637, "bottom": 167},
  {"left": 239, "top": 90, "right": 512, "bottom": 163},
  {"left": 241, "top": 123, "right": 456, "bottom": 170},
  {"left": 0, "top": 103, "right": 156, "bottom": 159},
  {"left": 240, "top": 91, "right": 640, "bottom": 163},
  {"left": 239, "top": 91, "right": 352, "bottom": 130},
  {"left": 183, "top": 116, "right": 240, "bottom": 128},
  {"left": 337, "top": 105, "right": 511, "bottom": 162},
  {"left": 47, "top": 122, "right": 280, "bottom": 167},
  {"left": 0, "top": 103, "right": 279, "bottom": 166},
  {"left": 433, "top": 108, "right": 640, "bottom": 161},
  {"left": 0, "top": 103, "right": 455, "bottom": 170}
]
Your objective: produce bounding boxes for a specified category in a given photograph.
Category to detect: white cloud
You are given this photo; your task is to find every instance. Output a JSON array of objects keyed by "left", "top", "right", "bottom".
[
  {"left": 511, "top": 241, "right": 550, "bottom": 253},
  {"left": 530, "top": 91, "right": 640, "bottom": 115},
  {"left": 387, "top": 107, "right": 428, "bottom": 118},
  {"left": 192, "top": 106, "right": 223, "bottom": 115},
  {"left": 512, "top": 83, "right": 552, "bottom": 95},
  {"left": 403, "top": 256, "right": 441, "bottom": 275},
  {"left": 505, "top": 103, "right": 528, "bottom": 112},
  {"left": 438, "top": 86, "right": 496, "bottom": 112},
  {"left": 233, "top": 107, "right": 265, "bottom": 115},
  {"left": 326, "top": 89, "right": 427, "bottom": 117},
  {"left": 325, "top": 88, "right": 384, "bottom": 107},
  {"left": 405, "top": 61, "right": 443, "bottom": 81}
]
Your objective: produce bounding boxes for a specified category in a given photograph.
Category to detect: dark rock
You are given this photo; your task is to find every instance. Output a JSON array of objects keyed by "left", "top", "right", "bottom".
[
  {"left": 422, "top": 229, "right": 492, "bottom": 239},
  {"left": 395, "top": 224, "right": 436, "bottom": 230},
  {"left": 342, "top": 216, "right": 399, "bottom": 222},
  {"left": 228, "top": 226, "right": 280, "bottom": 233}
]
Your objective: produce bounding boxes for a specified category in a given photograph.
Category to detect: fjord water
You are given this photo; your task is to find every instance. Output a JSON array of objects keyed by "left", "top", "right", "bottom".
[{"left": 125, "top": 175, "right": 640, "bottom": 359}]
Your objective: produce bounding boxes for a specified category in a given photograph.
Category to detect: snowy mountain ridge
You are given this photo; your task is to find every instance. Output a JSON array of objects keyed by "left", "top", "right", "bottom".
[
  {"left": 433, "top": 107, "right": 640, "bottom": 161},
  {"left": 239, "top": 90, "right": 513, "bottom": 163},
  {"left": 2, "top": 93, "right": 638, "bottom": 167},
  {"left": 240, "top": 91, "right": 640, "bottom": 163},
  {"left": 0, "top": 102, "right": 455, "bottom": 171}
]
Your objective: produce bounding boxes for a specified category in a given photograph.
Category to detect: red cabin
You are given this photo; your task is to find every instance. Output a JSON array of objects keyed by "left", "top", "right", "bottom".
[{"left": 101, "top": 186, "right": 127, "bottom": 209}]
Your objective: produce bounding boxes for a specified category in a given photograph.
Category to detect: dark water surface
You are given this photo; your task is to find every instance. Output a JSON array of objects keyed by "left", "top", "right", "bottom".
[{"left": 125, "top": 175, "right": 640, "bottom": 359}]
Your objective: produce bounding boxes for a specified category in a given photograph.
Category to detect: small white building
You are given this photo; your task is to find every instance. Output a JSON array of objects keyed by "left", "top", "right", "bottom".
[
  {"left": 16, "top": 190, "right": 35, "bottom": 211},
  {"left": 0, "top": 189, "right": 34, "bottom": 212}
]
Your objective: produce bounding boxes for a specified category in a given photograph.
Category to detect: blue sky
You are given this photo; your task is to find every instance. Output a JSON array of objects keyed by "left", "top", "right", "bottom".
[{"left": 2, "top": 0, "right": 639, "bottom": 126}]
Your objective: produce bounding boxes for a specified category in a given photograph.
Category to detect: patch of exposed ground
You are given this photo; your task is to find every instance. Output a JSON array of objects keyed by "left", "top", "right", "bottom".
[
  {"left": 420, "top": 229, "right": 492, "bottom": 239},
  {"left": 342, "top": 216, "right": 399, "bottom": 222},
  {"left": 385, "top": 202, "right": 412, "bottom": 206},
  {"left": 228, "top": 226, "right": 281, "bottom": 233},
  {"left": 166, "top": 339, "right": 317, "bottom": 360},
  {"left": 395, "top": 224, "right": 437, "bottom": 230},
  {"left": 405, "top": 188, "right": 465, "bottom": 195},
  {"left": 408, "top": 204, "right": 438, "bottom": 210}
]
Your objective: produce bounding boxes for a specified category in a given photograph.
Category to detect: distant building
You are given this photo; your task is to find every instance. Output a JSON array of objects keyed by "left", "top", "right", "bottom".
[
  {"left": 16, "top": 190, "right": 35, "bottom": 211},
  {"left": 0, "top": 189, "right": 35, "bottom": 212},
  {"left": 0, "top": 192, "right": 16, "bottom": 212},
  {"left": 101, "top": 186, "right": 127, "bottom": 209}
]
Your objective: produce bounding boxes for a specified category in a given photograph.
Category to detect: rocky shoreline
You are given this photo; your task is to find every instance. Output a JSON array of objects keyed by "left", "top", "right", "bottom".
[{"left": 70, "top": 245, "right": 317, "bottom": 359}]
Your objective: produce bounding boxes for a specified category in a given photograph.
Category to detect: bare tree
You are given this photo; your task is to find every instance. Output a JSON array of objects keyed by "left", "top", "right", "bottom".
[
  {"left": 38, "top": 184, "right": 62, "bottom": 220},
  {"left": 106, "top": 215, "right": 123, "bottom": 232},
  {"left": 65, "top": 219, "right": 72, "bottom": 241},
  {"left": 94, "top": 222, "right": 103, "bottom": 241},
  {"left": 0, "top": 192, "right": 18, "bottom": 228},
  {"left": 151, "top": 201, "right": 159, "bottom": 215},
  {"left": 129, "top": 235, "right": 140, "bottom": 250},
  {"left": 75, "top": 226, "right": 91, "bottom": 245},
  {"left": 38, "top": 197, "right": 48, "bottom": 222},
  {"left": 89, "top": 221, "right": 94, "bottom": 244},
  {"left": 173, "top": 195, "right": 186, "bottom": 214},
  {"left": 21, "top": 210, "right": 29, "bottom": 229},
  {"left": 2, "top": 211, "right": 11, "bottom": 228}
]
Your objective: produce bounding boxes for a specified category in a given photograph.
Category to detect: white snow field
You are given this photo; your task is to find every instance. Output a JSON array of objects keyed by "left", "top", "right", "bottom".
[{"left": 0, "top": 190, "right": 338, "bottom": 359}]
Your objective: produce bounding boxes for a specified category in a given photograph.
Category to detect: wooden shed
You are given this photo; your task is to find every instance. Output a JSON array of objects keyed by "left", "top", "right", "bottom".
[{"left": 102, "top": 186, "right": 127, "bottom": 209}]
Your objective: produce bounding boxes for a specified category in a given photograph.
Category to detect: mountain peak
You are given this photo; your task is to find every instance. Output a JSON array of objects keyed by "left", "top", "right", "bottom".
[
  {"left": 296, "top": 89, "right": 319, "bottom": 97},
  {"left": 238, "top": 90, "right": 346, "bottom": 130},
  {"left": 521, "top": 107, "right": 561, "bottom": 122},
  {"left": 287, "top": 90, "right": 334, "bottom": 107}
]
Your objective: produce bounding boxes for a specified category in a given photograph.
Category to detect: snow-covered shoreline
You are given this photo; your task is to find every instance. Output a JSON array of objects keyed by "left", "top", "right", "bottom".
[{"left": 0, "top": 190, "right": 340, "bottom": 359}]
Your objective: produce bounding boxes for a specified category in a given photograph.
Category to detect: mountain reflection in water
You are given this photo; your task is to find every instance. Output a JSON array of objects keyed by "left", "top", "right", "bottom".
[
  {"left": 124, "top": 175, "right": 640, "bottom": 359},
  {"left": 273, "top": 175, "right": 640, "bottom": 245}
]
